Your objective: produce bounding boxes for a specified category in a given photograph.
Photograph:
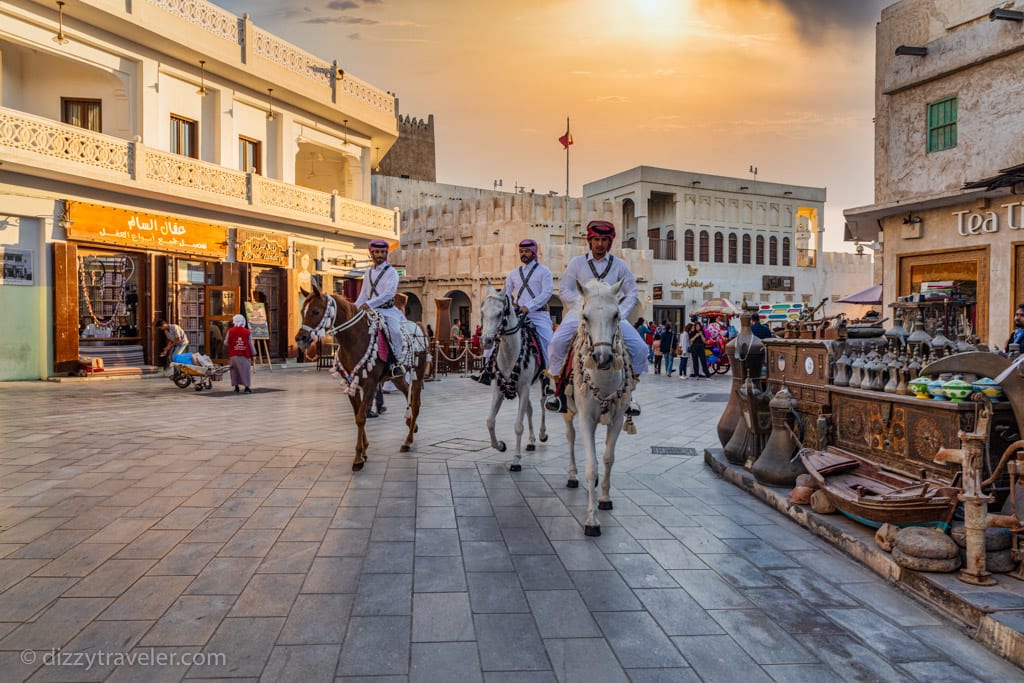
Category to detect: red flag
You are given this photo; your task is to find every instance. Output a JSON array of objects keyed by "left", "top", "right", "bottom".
[{"left": 559, "top": 130, "right": 573, "bottom": 149}]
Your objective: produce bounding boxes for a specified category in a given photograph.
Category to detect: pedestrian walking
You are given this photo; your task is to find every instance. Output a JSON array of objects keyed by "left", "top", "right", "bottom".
[
  {"left": 225, "top": 313, "right": 255, "bottom": 393},
  {"left": 676, "top": 323, "right": 690, "bottom": 378},
  {"left": 652, "top": 323, "right": 664, "bottom": 374}
]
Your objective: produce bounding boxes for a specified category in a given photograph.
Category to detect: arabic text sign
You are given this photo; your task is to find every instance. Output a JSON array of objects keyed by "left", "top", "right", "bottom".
[
  {"left": 65, "top": 202, "right": 227, "bottom": 258},
  {"left": 245, "top": 302, "right": 270, "bottom": 340}
]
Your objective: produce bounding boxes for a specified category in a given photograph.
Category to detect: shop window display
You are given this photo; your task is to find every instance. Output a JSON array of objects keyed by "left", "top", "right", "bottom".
[{"left": 78, "top": 252, "right": 139, "bottom": 340}]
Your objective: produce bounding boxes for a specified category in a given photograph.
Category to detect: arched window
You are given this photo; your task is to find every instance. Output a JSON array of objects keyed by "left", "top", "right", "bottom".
[
  {"left": 684, "top": 230, "right": 695, "bottom": 261},
  {"left": 755, "top": 235, "right": 765, "bottom": 265},
  {"left": 728, "top": 234, "right": 738, "bottom": 263},
  {"left": 769, "top": 236, "right": 778, "bottom": 266},
  {"left": 714, "top": 232, "right": 724, "bottom": 263},
  {"left": 742, "top": 234, "right": 751, "bottom": 264},
  {"left": 782, "top": 237, "right": 791, "bottom": 266},
  {"left": 699, "top": 231, "right": 709, "bottom": 262}
]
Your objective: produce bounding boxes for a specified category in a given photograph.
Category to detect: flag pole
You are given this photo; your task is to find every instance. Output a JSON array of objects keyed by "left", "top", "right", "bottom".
[{"left": 565, "top": 116, "right": 570, "bottom": 198}]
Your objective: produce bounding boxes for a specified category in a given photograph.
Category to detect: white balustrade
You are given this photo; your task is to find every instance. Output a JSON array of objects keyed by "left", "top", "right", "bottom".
[{"left": 0, "top": 109, "right": 130, "bottom": 174}]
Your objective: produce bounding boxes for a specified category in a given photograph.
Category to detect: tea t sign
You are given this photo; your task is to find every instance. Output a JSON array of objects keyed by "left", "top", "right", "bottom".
[{"left": 954, "top": 201, "right": 1024, "bottom": 236}]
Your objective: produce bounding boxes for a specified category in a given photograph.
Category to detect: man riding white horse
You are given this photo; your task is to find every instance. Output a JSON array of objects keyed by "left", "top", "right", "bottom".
[
  {"left": 356, "top": 239, "right": 405, "bottom": 369},
  {"left": 472, "top": 238, "right": 554, "bottom": 389},
  {"left": 545, "top": 220, "right": 647, "bottom": 415}
]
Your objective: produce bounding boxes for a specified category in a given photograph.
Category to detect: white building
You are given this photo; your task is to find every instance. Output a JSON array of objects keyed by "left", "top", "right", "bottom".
[
  {"left": 584, "top": 167, "right": 872, "bottom": 327},
  {"left": 0, "top": 0, "right": 399, "bottom": 380}
]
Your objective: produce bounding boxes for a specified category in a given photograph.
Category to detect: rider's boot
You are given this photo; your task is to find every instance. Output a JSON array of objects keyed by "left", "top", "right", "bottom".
[
  {"left": 470, "top": 368, "right": 493, "bottom": 385},
  {"left": 541, "top": 373, "right": 553, "bottom": 396},
  {"left": 545, "top": 373, "right": 567, "bottom": 413}
]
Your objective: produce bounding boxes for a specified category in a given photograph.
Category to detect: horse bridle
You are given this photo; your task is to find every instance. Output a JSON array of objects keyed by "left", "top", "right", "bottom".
[{"left": 300, "top": 295, "right": 371, "bottom": 342}]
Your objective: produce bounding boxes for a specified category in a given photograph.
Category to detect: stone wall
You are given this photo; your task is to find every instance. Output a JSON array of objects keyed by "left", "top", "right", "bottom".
[{"left": 376, "top": 114, "right": 436, "bottom": 182}]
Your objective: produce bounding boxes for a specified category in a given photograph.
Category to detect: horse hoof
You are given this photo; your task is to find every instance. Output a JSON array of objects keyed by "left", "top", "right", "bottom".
[
  {"left": 400, "top": 445, "right": 411, "bottom": 453},
  {"left": 496, "top": 441, "right": 507, "bottom": 452},
  {"left": 352, "top": 462, "right": 364, "bottom": 472},
  {"left": 566, "top": 479, "right": 579, "bottom": 489},
  {"left": 526, "top": 444, "right": 535, "bottom": 452},
  {"left": 540, "top": 435, "right": 548, "bottom": 443},
  {"left": 598, "top": 501, "right": 613, "bottom": 511},
  {"left": 509, "top": 464, "right": 522, "bottom": 472},
  {"left": 584, "top": 525, "right": 601, "bottom": 537}
]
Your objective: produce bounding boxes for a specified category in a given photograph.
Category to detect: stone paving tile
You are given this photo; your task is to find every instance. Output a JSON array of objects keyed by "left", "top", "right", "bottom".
[
  {"left": 189, "top": 615, "right": 284, "bottom": 678},
  {"left": 410, "top": 641, "right": 483, "bottom": 683},
  {"left": 593, "top": 611, "right": 688, "bottom": 668},
  {"left": 836, "top": 578, "right": 944, "bottom": 627},
  {"left": 0, "top": 577, "right": 78, "bottom": 621},
  {"left": 0, "top": 596, "right": 112, "bottom": 651},
  {"left": 148, "top": 542, "right": 221, "bottom": 576},
  {"left": 6, "top": 529, "right": 91, "bottom": 560},
  {"left": 32, "top": 543, "right": 124, "bottom": 578},
  {"left": 667, "top": 569, "right": 753, "bottom": 609},
  {"left": 671, "top": 634, "right": 773, "bottom": 683},
  {"left": 544, "top": 638, "right": 628, "bottom": 683},
  {"left": 230, "top": 573, "right": 304, "bottom": 617},
  {"left": 550, "top": 541, "right": 612, "bottom": 571},
  {"left": 821, "top": 608, "right": 940, "bottom": 663},
  {"left": 63, "top": 558, "right": 156, "bottom": 598},
  {"left": 709, "top": 608, "right": 817, "bottom": 664},
  {"left": 412, "top": 592, "right": 475, "bottom": 642},
  {"left": 475, "top": 613, "right": 549, "bottom": 672},
  {"left": 98, "top": 574, "right": 192, "bottom": 621},
  {"left": 140, "top": 594, "right": 234, "bottom": 646},
  {"left": 353, "top": 573, "right": 413, "bottom": 616},
  {"left": 511, "top": 555, "right": 573, "bottom": 590},
  {"left": 185, "top": 556, "right": 261, "bottom": 595},
  {"left": 634, "top": 587, "right": 724, "bottom": 636},
  {"left": 740, "top": 587, "right": 843, "bottom": 635},
  {"left": 279, "top": 593, "right": 352, "bottom": 645},
  {"left": 803, "top": 634, "right": 914, "bottom": 682},
  {"left": 898, "top": 659, "right": 984, "bottom": 683},
  {"left": 32, "top": 619, "right": 153, "bottom": 682},
  {"left": 414, "top": 555, "right": 467, "bottom": 593},
  {"left": 261, "top": 643, "right": 340, "bottom": 683},
  {"left": 301, "top": 556, "right": 362, "bottom": 594},
  {"left": 338, "top": 615, "right": 411, "bottom": 676},
  {"left": 458, "top": 516, "right": 503, "bottom": 542},
  {"left": 467, "top": 572, "right": 529, "bottom": 613}
]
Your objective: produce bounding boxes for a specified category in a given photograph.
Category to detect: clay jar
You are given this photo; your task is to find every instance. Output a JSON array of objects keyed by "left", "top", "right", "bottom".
[{"left": 717, "top": 312, "right": 765, "bottom": 447}]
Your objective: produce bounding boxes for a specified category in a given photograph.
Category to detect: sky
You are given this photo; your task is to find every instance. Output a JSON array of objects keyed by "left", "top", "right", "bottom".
[{"left": 211, "top": 0, "right": 892, "bottom": 252}]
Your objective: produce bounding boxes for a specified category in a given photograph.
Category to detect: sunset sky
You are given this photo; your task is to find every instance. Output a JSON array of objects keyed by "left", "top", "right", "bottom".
[{"left": 211, "top": 0, "right": 891, "bottom": 251}]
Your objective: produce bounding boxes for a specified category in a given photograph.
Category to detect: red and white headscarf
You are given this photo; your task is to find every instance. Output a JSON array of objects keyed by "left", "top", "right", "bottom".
[{"left": 585, "top": 220, "right": 616, "bottom": 241}]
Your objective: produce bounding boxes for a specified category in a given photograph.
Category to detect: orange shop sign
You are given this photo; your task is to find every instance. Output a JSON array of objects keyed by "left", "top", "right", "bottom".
[{"left": 64, "top": 202, "right": 228, "bottom": 259}]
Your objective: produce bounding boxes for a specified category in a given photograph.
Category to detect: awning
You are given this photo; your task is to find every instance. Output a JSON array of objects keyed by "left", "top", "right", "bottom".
[
  {"left": 837, "top": 284, "right": 882, "bottom": 305},
  {"left": 962, "top": 162, "right": 1024, "bottom": 191}
]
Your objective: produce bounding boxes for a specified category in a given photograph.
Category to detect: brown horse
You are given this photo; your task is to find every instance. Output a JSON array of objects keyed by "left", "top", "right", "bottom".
[{"left": 295, "top": 281, "right": 429, "bottom": 471}]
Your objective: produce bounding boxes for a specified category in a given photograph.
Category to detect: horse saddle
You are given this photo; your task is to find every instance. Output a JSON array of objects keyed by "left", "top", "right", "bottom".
[{"left": 378, "top": 321, "right": 428, "bottom": 368}]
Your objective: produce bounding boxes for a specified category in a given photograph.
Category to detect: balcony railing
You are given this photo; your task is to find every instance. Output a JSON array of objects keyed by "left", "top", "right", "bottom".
[
  {"left": 0, "top": 107, "right": 395, "bottom": 237},
  {"left": 146, "top": 0, "right": 395, "bottom": 116}
]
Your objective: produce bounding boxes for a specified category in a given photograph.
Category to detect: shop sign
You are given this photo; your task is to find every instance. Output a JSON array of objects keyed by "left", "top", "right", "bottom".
[
  {"left": 65, "top": 202, "right": 227, "bottom": 258},
  {"left": 652, "top": 284, "right": 663, "bottom": 300},
  {"left": 236, "top": 229, "right": 288, "bottom": 266},
  {"left": 762, "top": 275, "right": 794, "bottom": 292},
  {"left": 953, "top": 202, "right": 1024, "bottom": 236}
]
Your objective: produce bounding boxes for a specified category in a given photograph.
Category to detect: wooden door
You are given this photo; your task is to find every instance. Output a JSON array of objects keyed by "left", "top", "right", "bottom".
[
  {"left": 53, "top": 242, "right": 79, "bottom": 373},
  {"left": 206, "top": 286, "right": 240, "bottom": 362}
]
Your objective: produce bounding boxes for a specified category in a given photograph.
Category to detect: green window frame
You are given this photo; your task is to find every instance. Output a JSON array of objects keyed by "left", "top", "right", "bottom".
[{"left": 927, "top": 97, "right": 957, "bottom": 153}]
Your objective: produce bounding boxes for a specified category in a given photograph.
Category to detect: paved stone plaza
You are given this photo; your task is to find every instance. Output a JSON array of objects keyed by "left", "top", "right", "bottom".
[{"left": 0, "top": 368, "right": 1020, "bottom": 682}]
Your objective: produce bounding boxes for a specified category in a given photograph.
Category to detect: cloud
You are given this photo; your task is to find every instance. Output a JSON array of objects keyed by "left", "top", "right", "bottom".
[
  {"left": 594, "top": 95, "right": 630, "bottom": 104},
  {"left": 326, "top": 0, "right": 358, "bottom": 9},
  {"left": 758, "top": 0, "right": 888, "bottom": 35},
  {"left": 301, "top": 15, "right": 379, "bottom": 24}
]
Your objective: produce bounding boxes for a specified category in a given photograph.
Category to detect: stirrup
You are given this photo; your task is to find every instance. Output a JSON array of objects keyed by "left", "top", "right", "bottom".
[
  {"left": 625, "top": 400, "right": 641, "bottom": 417},
  {"left": 541, "top": 374, "right": 554, "bottom": 396},
  {"left": 545, "top": 394, "right": 566, "bottom": 413}
]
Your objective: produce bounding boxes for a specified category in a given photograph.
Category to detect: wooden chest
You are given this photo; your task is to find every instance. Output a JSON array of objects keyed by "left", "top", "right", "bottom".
[{"left": 763, "top": 339, "right": 833, "bottom": 388}]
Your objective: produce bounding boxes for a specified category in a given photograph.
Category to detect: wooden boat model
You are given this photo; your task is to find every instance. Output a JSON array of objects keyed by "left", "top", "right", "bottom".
[{"left": 799, "top": 447, "right": 960, "bottom": 529}]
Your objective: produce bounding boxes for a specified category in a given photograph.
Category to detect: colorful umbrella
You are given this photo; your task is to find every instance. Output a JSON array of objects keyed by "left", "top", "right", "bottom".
[{"left": 691, "top": 297, "right": 742, "bottom": 317}]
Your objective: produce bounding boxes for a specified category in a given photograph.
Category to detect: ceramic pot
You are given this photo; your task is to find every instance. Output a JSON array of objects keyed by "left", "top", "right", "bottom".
[
  {"left": 971, "top": 377, "right": 1004, "bottom": 402},
  {"left": 907, "top": 377, "right": 930, "bottom": 399},
  {"left": 943, "top": 378, "right": 973, "bottom": 403},
  {"left": 927, "top": 378, "right": 948, "bottom": 401}
]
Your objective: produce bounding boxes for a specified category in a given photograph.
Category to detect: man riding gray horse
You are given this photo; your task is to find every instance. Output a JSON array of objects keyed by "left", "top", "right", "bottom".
[
  {"left": 472, "top": 238, "right": 554, "bottom": 391},
  {"left": 545, "top": 220, "right": 646, "bottom": 415}
]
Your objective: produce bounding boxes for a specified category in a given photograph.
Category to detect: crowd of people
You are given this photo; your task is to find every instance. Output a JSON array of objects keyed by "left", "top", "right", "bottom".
[{"left": 635, "top": 312, "right": 774, "bottom": 379}]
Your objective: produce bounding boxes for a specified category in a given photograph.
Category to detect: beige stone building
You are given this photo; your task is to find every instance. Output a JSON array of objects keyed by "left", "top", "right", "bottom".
[{"left": 845, "top": 0, "right": 1024, "bottom": 346}]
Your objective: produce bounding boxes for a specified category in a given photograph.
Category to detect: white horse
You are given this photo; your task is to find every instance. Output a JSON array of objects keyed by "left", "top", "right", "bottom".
[
  {"left": 480, "top": 283, "right": 548, "bottom": 471},
  {"left": 562, "top": 279, "right": 638, "bottom": 536}
]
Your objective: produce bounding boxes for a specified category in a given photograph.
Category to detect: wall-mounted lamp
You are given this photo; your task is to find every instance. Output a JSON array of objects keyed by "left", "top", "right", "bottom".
[
  {"left": 342, "top": 119, "right": 348, "bottom": 146},
  {"left": 196, "top": 60, "right": 208, "bottom": 96},
  {"left": 739, "top": 186, "right": 748, "bottom": 190},
  {"left": 374, "top": 146, "right": 381, "bottom": 172},
  {"left": 266, "top": 88, "right": 275, "bottom": 120},
  {"left": 691, "top": 180, "right": 701, "bottom": 186},
  {"left": 990, "top": 8, "right": 1024, "bottom": 21},
  {"left": 53, "top": 1, "right": 70, "bottom": 45},
  {"left": 894, "top": 45, "right": 928, "bottom": 56},
  {"left": 335, "top": 67, "right": 345, "bottom": 81},
  {"left": 902, "top": 214, "right": 922, "bottom": 225}
]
